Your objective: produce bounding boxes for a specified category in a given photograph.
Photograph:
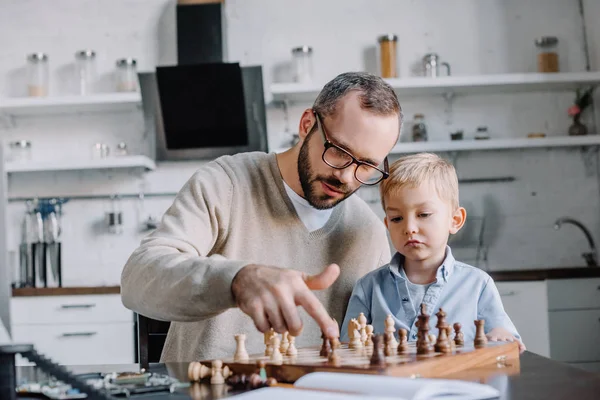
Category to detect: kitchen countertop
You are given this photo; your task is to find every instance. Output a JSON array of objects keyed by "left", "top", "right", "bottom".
[
  {"left": 11, "top": 286, "right": 120, "bottom": 297},
  {"left": 14, "top": 352, "right": 600, "bottom": 400},
  {"left": 489, "top": 267, "right": 600, "bottom": 281}
]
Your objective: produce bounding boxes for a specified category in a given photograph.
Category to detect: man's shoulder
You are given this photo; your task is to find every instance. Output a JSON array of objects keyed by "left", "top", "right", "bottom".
[{"left": 191, "top": 151, "right": 273, "bottom": 183}]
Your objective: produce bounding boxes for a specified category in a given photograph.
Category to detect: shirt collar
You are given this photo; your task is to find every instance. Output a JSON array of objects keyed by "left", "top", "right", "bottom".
[{"left": 388, "top": 246, "right": 456, "bottom": 283}]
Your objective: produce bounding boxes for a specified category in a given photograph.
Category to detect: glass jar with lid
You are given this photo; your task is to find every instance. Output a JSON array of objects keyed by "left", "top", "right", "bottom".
[
  {"left": 75, "top": 50, "right": 97, "bottom": 95},
  {"left": 378, "top": 34, "right": 398, "bottom": 78},
  {"left": 115, "top": 58, "right": 138, "bottom": 92},
  {"left": 292, "top": 46, "right": 314, "bottom": 83},
  {"left": 412, "top": 114, "right": 428, "bottom": 142},
  {"left": 26, "top": 53, "right": 49, "bottom": 97},
  {"left": 535, "top": 36, "right": 559, "bottom": 73}
]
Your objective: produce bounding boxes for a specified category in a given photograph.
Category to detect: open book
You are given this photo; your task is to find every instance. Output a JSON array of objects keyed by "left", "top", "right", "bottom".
[{"left": 231, "top": 372, "right": 500, "bottom": 400}]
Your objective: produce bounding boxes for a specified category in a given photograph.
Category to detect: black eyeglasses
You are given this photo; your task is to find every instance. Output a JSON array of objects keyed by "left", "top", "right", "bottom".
[{"left": 314, "top": 112, "right": 389, "bottom": 185}]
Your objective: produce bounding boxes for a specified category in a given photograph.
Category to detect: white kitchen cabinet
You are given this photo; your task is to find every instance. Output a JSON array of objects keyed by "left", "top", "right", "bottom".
[
  {"left": 547, "top": 278, "right": 600, "bottom": 365},
  {"left": 10, "top": 293, "right": 134, "bottom": 365},
  {"left": 496, "top": 281, "right": 550, "bottom": 357}
]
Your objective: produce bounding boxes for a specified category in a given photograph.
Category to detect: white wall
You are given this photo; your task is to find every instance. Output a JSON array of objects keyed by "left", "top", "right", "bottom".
[{"left": 1, "top": 0, "right": 600, "bottom": 287}]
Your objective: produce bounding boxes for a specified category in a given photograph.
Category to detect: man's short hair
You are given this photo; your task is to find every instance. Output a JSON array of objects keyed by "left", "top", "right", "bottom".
[
  {"left": 379, "top": 153, "right": 459, "bottom": 210},
  {"left": 312, "top": 72, "right": 403, "bottom": 132}
]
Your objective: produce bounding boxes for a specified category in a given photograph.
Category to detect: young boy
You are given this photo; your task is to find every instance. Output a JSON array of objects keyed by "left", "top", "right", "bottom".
[{"left": 341, "top": 153, "right": 525, "bottom": 352}]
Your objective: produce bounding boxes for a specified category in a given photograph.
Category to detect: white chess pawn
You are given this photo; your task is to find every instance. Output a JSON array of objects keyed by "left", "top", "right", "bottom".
[
  {"left": 210, "top": 360, "right": 225, "bottom": 384},
  {"left": 280, "top": 331, "right": 290, "bottom": 354},
  {"left": 365, "top": 325, "right": 374, "bottom": 347},
  {"left": 234, "top": 333, "right": 249, "bottom": 362},
  {"left": 270, "top": 335, "right": 283, "bottom": 363},
  {"left": 286, "top": 335, "right": 298, "bottom": 356}
]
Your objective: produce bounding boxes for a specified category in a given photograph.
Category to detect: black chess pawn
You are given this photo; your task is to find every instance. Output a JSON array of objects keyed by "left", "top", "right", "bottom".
[{"left": 370, "top": 334, "right": 386, "bottom": 367}]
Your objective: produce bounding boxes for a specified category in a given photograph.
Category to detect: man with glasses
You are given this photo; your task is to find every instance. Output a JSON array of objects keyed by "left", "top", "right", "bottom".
[{"left": 121, "top": 72, "right": 403, "bottom": 362}]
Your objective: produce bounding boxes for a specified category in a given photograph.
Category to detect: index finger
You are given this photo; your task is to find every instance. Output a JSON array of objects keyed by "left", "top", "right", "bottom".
[{"left": 294, "top": 288, "right": 338, "bottom": 338}]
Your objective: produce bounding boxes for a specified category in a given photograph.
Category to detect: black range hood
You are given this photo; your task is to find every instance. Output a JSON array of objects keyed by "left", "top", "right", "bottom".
[{"left": 139, "top": 0, "right": 268, "bottom": 161}]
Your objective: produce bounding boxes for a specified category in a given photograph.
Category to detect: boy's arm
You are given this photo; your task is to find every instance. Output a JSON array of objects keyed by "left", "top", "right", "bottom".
[
  {"left": 340, "top": 281, "right": 370, "bottom": 342},
  {"left": 477, "top": 277, "right": 521, "bottom": 340}
]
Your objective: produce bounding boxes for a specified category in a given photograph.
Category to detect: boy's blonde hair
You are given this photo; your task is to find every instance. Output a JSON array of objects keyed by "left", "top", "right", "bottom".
[{"left": 379, "top": 153, "right": 459, "bottom": 211}]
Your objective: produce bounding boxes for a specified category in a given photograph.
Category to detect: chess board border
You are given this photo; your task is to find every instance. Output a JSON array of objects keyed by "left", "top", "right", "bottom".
[{"left": 206, "top": 341, "right": 520, "bottom": 383}]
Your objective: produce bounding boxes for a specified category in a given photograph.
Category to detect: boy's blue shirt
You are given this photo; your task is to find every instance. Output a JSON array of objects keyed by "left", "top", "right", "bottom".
[{"left": 340, "top": 246, "right": 520, "bottom": 342}]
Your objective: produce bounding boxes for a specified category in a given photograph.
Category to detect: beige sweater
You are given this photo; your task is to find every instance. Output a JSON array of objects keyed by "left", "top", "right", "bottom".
[{"left": 121, "top": 152, "right": 391, "bottom": 361}]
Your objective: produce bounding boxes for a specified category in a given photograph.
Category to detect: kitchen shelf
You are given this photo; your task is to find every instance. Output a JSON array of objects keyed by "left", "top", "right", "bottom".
[
  {"left": 271, "top": 72, "right": 600, "bottom": 102},
  {"left": 5, "top": 155, "right": 156, "bottom": 173},
  {"left": 0, "top": 92, "right": 141, "bottom": 116},
  {"left": 272, "top": 135, "right": 600, "bottom": 155}
]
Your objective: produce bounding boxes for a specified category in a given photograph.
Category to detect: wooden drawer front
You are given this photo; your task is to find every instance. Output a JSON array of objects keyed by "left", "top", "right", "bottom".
[
  {"left": 11, "top": 294, "right": 132, "bottom": 325},
  {"left": 547, "top": 278, "right": 600, "bottom": 311},
  {"left": 496, "top": 281, "right": 550, "bottom": 357},
  {"left": 549, "top": 310, "right": 600, "bottom": 362},
  {"left": 12, "top": 322, "right": 134, "bottom": 365}
]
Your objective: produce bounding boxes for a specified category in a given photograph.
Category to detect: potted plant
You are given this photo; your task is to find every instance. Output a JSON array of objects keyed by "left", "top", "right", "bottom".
[{"left": 568, "top": 86, "right": 595, "bottom": 136}]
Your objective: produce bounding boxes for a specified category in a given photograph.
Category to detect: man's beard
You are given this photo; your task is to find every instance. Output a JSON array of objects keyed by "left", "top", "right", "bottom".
[{"left": 297, "top": 135, "right": 357, "bottom": 210}]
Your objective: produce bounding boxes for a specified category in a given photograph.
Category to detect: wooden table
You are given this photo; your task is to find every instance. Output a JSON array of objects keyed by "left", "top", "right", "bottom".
[{"left": 16, "top": 352, "right": 600, "bottom": 399}]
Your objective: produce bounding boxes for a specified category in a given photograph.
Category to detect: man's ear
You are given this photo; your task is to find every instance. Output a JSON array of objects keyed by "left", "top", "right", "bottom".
[
  {"left": 298, "top": 109, "right": 316, "bottom": 141},
  {"left": 449, "top": 207, "right": 467, "bottom": 234}
]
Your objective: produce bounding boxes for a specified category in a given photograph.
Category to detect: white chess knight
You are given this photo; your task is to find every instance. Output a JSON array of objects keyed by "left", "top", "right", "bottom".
[{"left": 234, "top": 333, "right": 249, "bottom": 362}]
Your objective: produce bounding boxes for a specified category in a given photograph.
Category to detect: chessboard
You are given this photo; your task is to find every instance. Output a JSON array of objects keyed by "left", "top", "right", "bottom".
[
  {"left": 216, "top": 340, "right": 520, "bottom": 384},
  {"left": 191, "top": 306, "right": 521, "bottom": 385}
]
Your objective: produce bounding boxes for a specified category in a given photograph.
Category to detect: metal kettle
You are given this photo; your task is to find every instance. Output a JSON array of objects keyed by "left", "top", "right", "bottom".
[{"left": 422, "top": 53, "right": 451, "bottom": 77}]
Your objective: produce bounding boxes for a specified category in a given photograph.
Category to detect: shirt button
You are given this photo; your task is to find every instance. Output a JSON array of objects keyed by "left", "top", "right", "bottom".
[{"left": 412, "top": 334, "right": 417, "bottom": 339}]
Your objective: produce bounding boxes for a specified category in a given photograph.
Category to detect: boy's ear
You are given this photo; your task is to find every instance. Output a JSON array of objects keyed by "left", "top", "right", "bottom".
[
  {"left": 384, "top": 216, "right": 389, "bottom": 229},
  {"left": 449, "top": 207, "right": 467, "bottom": 234}
]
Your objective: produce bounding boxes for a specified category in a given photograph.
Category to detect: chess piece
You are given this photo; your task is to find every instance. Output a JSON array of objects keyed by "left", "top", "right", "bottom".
[
  {"left": 383, "top": 332, "right": 392, "bottom": 356},
  {"left": 222, "top": 365, "right": 232, "bottom": 380},
  {"left": 454, "top": 322, "right": 465, "bottom": 346},
  {"left": 350, "top": 328, "right": 363, "bottom": 349},
  {"left": 365, "top": 325, "right": 374, "bottom": 346},
  {"left": 280, "top": 331, "right": 290, "bottom": 354},
  {"left": 210, "top": 360, "right": 225, "bottom": 384},
  {"left": 369, "top": 334, "right": 386, "bottom": 367},
  {"left": 348, "top": 319, "right": 358, "bottom": 345},
  {"left": 328, "top": 339, "right": 341, "bottom": 365},
  {"left": 320, "top": 331, "right": 332, "bottom": 357},
  {"left": 446, "top": 326, "right": 456, "bottom": 351},
  {"left": 385, "top": 315, "right": 399, "bottom": 349},
  {"left": 234, "top": 334, "right": 249, "bottom": 362},
  {"left": 358, "top": 312, "right": 367, "bottom": 329},
  {"left": 264, "top": 328, "right": 275, "bottom": 356},
  {"left": 435, "top": 308, "right": 451, "bottom": 353},
  {"left": 286, "top": 335, "right": 298, "bottom": 356},
  {"left": 417, "top": 304, "right": 433, "bottom": 355},
  {"left": 474, "top": 320, "right": 488, "bottom": 348},
  {"left": 397, "top": 328, "right": 409, "bottom": 354},
  {"left": 270, "top": 335, "right": 283, "bottom": 363},
  {"left": 257, "top": 360, "right": 267, "bottom": 380},
  {"left": 188, "top": 362, "right": 211, "bottom": 382}
]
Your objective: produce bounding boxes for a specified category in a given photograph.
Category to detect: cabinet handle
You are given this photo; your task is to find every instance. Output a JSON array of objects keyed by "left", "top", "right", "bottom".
[
  {"left": 60, "top": 332, "right": 97, "bottom": 337},
  {"left": 60, "top": 304, "right": 96, "bottom": 309},
  {"left": 499, "top": 291, "right": 518, "bottom": 297}
]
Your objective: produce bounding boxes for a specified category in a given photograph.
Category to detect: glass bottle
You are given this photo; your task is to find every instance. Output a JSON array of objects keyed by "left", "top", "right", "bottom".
[
  {"left": 412, "top": 114, "right": 428, "bottom": 142},
  {"left": 26, "top": 53, "right": 49, "bottom": 97},
  {"left": 75, "top": 50, "right": 97, "bottom": 95},
  {"left": 378, "top": 34, "right": 398, "bottom": 78},
  {"left": 535, "top": 37, "right": 559, "bottom": 73},
  {"left": 292, "top": 46, "right": 313, "bottom": 83},
  {"left": 115, "top": 58, "right": 138, "bottom": 92}
]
